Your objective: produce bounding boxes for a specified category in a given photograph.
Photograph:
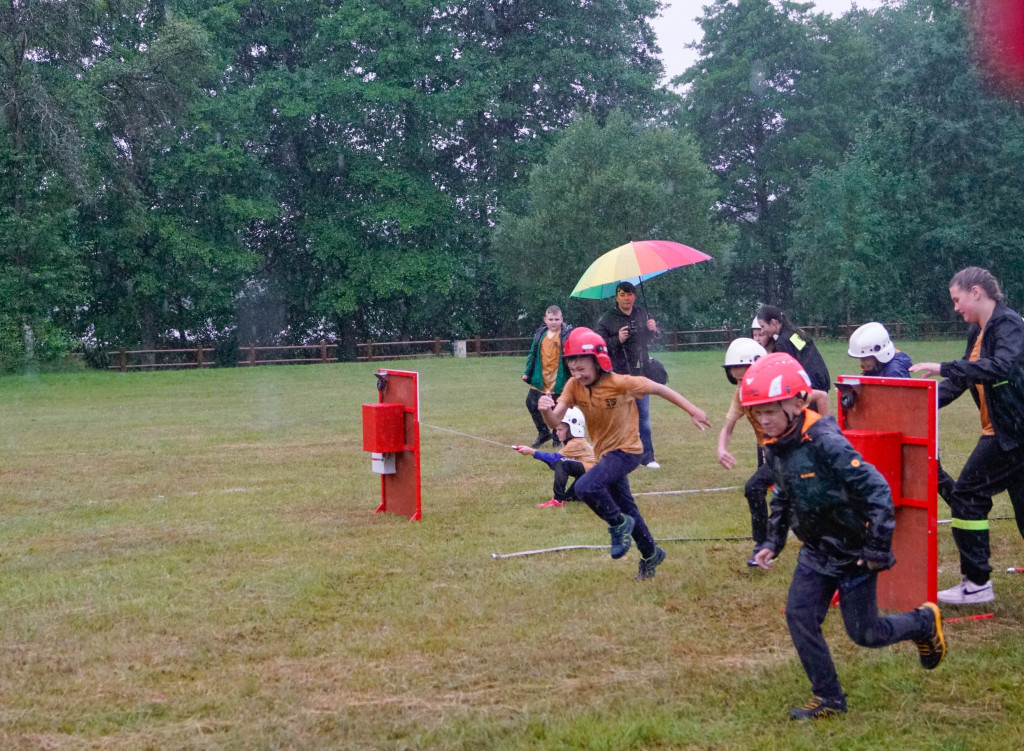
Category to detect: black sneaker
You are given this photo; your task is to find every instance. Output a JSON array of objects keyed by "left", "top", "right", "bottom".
[
  {"left": 634, "top": 546, "right": 666, "bottom": 580},
  {"left": 608, "top": 514, "right": 635, "bottom": 559},
  {"left": 530, "top": 434, "right": 551, "bottom": 449},
  {"left": 788, "top": 695, "right": 847, "bottom": 721},
  {"left": 913, "top": 602, "right": 946, "bottom": 670}
]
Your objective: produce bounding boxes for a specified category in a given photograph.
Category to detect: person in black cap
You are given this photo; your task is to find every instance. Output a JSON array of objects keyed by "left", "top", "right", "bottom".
[{"left": 595, "top": 282, "right": 662, "bottom": 469}]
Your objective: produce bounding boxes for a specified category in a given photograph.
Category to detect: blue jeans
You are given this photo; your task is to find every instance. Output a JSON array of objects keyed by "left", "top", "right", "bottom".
[
  {"left": 636, "top": 394, "right": 654, "bottom": 464},
  {"left": 572, "top": 449, "right": 654, "bottom": 557},
  {"left": 786, "top": 561, "right": 930, "bottom": 701}
]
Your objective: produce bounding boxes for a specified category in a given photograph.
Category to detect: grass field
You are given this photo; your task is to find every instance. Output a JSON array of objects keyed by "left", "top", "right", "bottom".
[{"left": 2, "top": 341, "right": 1023, "bottom": 750}]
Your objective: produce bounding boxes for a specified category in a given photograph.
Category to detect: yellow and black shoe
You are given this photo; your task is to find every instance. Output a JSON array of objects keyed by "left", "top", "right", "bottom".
[
  {"left": 788, "top": 695, "right": 847, "bottom": 721},
  {"left": 914, "top": 601, "right": 947, "bottom": 670}
]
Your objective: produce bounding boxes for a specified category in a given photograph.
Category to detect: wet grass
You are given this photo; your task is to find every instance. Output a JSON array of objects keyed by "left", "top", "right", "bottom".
[{"left": 0, "top": 341, "right": 1022, "bottom": 749}]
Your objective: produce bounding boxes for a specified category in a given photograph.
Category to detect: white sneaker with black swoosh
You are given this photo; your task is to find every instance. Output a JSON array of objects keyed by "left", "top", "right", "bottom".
[{"left": 937, "top": 577, "right": 994, "bottom": 605}]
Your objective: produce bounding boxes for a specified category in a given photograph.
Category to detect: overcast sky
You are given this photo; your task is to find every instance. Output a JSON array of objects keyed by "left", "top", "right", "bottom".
[{"left": 651, "top": 0, "right": 889, "bottom": 84}]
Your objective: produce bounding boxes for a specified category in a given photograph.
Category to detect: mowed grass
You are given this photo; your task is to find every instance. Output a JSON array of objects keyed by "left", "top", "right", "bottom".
[{"left": 1, "top": 341, "right": 1023, "bottom": 750}]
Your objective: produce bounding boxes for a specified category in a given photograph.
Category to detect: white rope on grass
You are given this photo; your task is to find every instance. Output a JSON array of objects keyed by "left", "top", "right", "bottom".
[
  {"left": 490, "top": 534, "right": 753, "bottom": 559},
  {"left": 490, "top": 545, "right": 609, "bottom": 559},
  {"left": 634, "top": 486, "right": 742, "bottom": 497}
]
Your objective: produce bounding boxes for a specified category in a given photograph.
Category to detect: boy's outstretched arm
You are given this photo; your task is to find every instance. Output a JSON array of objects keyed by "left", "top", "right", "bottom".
[
  {"left": 647, "top": 382, "right": 712, "bottom": 430},
  {"left": 717, "top": 416, "right": 740, "bottom": 469}
]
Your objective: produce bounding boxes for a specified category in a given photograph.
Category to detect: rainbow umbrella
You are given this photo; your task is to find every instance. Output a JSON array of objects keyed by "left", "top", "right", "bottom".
[{"left": 570, "top": 240, "right": 713, "bottom": 299}]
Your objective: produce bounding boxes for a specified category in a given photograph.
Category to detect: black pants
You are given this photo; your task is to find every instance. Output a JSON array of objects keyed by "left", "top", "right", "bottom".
[
  {"left": 572, "top": 449, "right": 654, "bottom": 557},
  {"left": 526, "top": 388, "right": 553, "bottom": 441},
  {"left": 552, "top": 459, "right": 585, "bottom": 501},
  {"left": 745, "top": 461, "right": 774, "bottom": 545},
  {"left": 786, "top": 561, "right": 930, "bottom": 702},
  {"left": 944, "top": 435, "right": 1024, "bottom": 584}
]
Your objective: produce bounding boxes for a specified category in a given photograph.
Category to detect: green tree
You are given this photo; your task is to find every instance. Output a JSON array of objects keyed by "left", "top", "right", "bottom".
[
  {"left": 678, "top": 0, "right": 880, "bottom": 312},
  {"left": 0, "top": 0, "right": 103, "bottom": 368},
  {"left": 788, "top": 0, "right": 1024, "bottom": 324},
  {"left": 208, "top": 0, "right": 671, "bottom": 348},
  {"left": 81, "top": 12, "right": 267, "bottom": 350},
  {"left": 492, "top": 111, "right": 730, "bottom": 330}
]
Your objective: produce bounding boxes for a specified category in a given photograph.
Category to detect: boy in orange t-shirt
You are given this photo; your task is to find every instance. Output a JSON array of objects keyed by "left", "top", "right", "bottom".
[{"left": 538, "top": 328, "right": 711, "bottom": 580}]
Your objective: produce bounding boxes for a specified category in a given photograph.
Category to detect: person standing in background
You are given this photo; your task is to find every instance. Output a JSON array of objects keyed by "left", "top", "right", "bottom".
[
  {"left": 523, "top": 306, "right": 573, "bottom": 448},
  {"left": 596, "top": 282, "right": 662, "bottom": 469}
]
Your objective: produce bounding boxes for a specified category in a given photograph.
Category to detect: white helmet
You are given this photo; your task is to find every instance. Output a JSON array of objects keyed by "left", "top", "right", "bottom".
[
  {"left": 751, "top": 316, "right": 762, "bottom": 330},
  {"left": 562, "top": 407, "right": 587, "bottom": 439},
  {"left": 723, "top": 337, "right": 767, "bottom": 384},
  {"left": 848, "top": 322, "right": 895, "bottom": 363}
]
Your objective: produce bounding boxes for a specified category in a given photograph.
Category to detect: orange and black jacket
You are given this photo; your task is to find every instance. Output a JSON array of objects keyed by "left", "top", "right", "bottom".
[
  {"left": 761, "top": 410, "right": 896, "bottom": 576},
  {"left": 939, "top": 301, "right": 1024, "bottom": 451}
]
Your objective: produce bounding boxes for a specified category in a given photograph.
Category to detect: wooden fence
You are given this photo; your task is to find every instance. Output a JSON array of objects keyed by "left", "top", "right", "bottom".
[
  {"left": 103, "top": 320, "right": 971, "bottom": 370},
  {"left": 108, "top": 347, "right": 216, "bottom": 371}
]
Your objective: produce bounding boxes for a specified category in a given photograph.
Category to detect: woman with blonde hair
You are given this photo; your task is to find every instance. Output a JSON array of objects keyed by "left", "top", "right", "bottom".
[{"left": 912, "top": 267, "right": 1024, "bottom": 605}]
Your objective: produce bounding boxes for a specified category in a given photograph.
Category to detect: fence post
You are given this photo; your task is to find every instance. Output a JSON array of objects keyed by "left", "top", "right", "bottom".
[
  {"left": 671, "top": 330, "right": 678, "bottom": 351},
  {"left": 117, "top": 348, "right": 127, "bottom": 372},
  {"left": 433, "top": 338, "right": 441, "bottom": 356},
  {"left": 196, "top": 345, "right": 204, "bottom": 368},
  {"left": 321, "top": 339, "right": 328, "bottom": 363},
  {"left": 474, "top": 335, "right": 482, "bottom": 356},
  {"left": 248, "top": 345, "right": 257, "bottom": 366}
]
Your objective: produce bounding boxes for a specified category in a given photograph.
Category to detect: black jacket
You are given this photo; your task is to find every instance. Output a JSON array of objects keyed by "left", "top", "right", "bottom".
[
  {"left": 773, "top": 325, "right": 831, "bottom": 392},
  {"left": 595, "top": 304, "right": 660, "bottom": 376},
  {"left": 762, "top": 411, "right": 896, "bottom": 576},
  {"left": 939, "top": 302, "right": 1024, "bottom": 451}
]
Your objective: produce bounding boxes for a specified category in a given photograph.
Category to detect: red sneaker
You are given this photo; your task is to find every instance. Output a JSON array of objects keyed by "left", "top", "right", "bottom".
[{"left": 537, "top": 498, "right": 564, "bottom": 508}]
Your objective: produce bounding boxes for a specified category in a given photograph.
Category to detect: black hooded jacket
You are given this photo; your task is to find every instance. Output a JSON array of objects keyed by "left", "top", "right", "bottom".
[
  {"left": 761, "top": 410, "right": 896, "bottom": 576},
  {"left": 939, "top": 301, "right": 1024, "bottom": 451},
  {"left": 595, "top": 304, "right": 660, "bottom": 376},
  {"left": 773, "top": 324, "right": 831, "bottom": 392}
]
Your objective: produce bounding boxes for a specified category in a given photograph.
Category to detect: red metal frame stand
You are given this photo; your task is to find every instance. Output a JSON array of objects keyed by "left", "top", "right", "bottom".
[{"left": 361, "top": 369, "right": 422, "bottom": 521}]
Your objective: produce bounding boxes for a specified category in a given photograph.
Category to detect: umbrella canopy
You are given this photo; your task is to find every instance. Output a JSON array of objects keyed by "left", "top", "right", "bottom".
[{"left": 570, "top": 240, "right": 712, "bottom": 299}]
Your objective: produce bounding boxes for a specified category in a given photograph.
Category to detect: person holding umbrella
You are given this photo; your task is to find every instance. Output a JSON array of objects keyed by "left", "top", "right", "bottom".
[
  {"left": 571, "top": 240, "right": 714, "bottom": 471},
  {"left": 595, "top": 282, "right": 662, "bottom": 468}
]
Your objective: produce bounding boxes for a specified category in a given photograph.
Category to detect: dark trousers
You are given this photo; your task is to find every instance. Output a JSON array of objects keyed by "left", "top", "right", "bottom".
[
  {"left": 745, "top": 461, "right": 774, "bottom": 545},
  {"left": 552, "top": 459, "right": 585, "bottom": 501},
  {"left": 944, "top": 435, "right": 1024, "bottom": 584},
  {"left": 572, "top": 449, "right": 653, "bottom": 557},
  {"left": 636, "top": 394, "right": 654, "bottom": 464},
  {"left": 786, "top": 561, "right": 930, "bottom": 702},
  {"left": 525, "top": 388, "right": 553, "bottom": 441}
]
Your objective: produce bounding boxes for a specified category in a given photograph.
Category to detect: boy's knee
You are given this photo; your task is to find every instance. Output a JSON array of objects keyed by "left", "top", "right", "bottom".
[{"left": 847, "top": 624, "right": 883, "bottom": 648}]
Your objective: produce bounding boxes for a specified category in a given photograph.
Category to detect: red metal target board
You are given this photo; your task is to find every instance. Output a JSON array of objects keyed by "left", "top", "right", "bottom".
[
  {"left": 837, "top": 375, "right": 938, "bottom": 610},
  {"left": 365, "top": 369, "right": 422, "bottom": 521}
]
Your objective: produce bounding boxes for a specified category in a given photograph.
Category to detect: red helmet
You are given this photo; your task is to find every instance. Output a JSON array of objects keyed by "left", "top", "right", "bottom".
[
  {"left": 739, "top": 352, "right": 813, "bottom": 406},
  {"left": 563, "top": 327, "right": 613, "bottom": 371}
]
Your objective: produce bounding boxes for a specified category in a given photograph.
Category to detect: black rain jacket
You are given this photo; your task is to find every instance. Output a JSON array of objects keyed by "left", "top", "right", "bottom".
[
  {"left": 773, "top": 324, "right": 831, "bottom": 392},
  {"left": 939, "top": 302, "right": 1024, "bottom": 452},
  {"left": 761, "top": 410, "right": 896, "bottom": 576},
  {"left": 595, "top": 304, "right": 660, "bottom": 376}
]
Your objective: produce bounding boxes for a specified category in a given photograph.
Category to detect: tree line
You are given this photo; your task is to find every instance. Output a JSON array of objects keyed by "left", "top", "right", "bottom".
[{"left": 2, "top": 0, "right": 1022, "bottom": 371}]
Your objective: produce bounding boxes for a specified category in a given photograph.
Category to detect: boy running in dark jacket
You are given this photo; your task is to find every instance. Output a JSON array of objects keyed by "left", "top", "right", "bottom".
[{"left": 746, "top": 353, "right": 946, "bottom": 720}]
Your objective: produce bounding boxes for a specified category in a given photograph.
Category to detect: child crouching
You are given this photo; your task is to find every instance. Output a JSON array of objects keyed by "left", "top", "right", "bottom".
[{"left": 514, "top": 407, "right": 596, "bottom": 507}]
